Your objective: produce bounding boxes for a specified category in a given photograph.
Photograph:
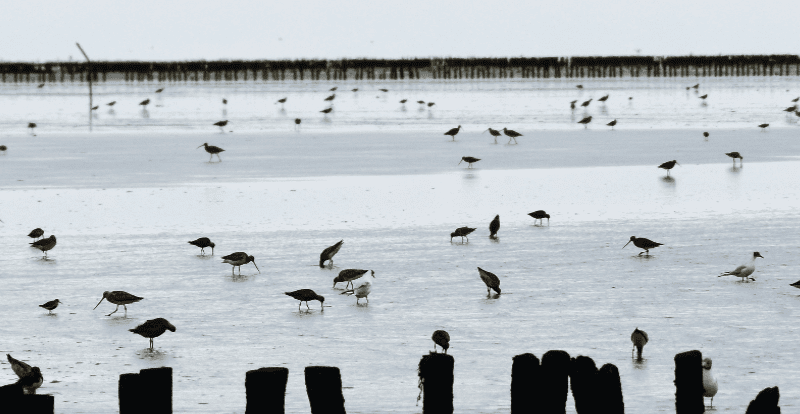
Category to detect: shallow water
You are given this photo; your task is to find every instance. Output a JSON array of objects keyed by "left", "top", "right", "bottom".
[{"left": 1, "top": 78, "right": 800, "bottom": 413}]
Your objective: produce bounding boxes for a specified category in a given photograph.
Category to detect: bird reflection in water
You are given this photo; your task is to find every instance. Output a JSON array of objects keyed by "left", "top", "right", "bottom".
[
  {"left": 140, "top": 108, "right": 150, "bottom": 119},
  {"left": 729, "top": 165, "right": 741, "bottom": 173},
  {"left": 661, "top": 175, "right": 675, "bottom": 184}
]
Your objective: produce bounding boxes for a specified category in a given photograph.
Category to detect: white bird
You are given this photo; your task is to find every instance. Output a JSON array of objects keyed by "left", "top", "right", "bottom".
[
  {"left": 718, "top": 252, "right": 763, "bottom": 281},
  {"left": 342, "top": 277, "right": 373, "bottom": 304},
  {"left": 702, "top": 358, "right": 718, "bottom": 408}
]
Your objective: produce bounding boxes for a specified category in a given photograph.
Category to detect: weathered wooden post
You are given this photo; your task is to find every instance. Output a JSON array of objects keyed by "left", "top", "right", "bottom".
[
  {"left": 597, "top": 364, "right": 624, "bottom": 414},
  {"left": 745, "top": 386, "right": 780, "bottom": 414},
  {"left": 75, "top": 43, "right": 93, "bottom": 132},
  {"left": 305, "top": 366, "right": 346, "bottom": 414},
  {"left": 119, "top": 372, "right": 142, "bottom": 414},
  {"left": 541, "top": 350, "right": 571, "bottom": 414},
  {"left": 140, "top": 367, "right": 172, "bottom": 413},
  {"left": 674, "top": 350, "right": 704, "bottom": 414},
  {"left": 511, "top": 353, "right": 540, "bottom": 413},
  {"left": 246, "top": 367, "right": 289, "bottom": 414},
  {"left": 569, "top": 356, "right": 600, "bottom": 414},
  {"left": 418, "top": 353, "right": 454, "bottom": 414},
  {"left": 24, "top": 395, "right": 55, "bottom": 414}
]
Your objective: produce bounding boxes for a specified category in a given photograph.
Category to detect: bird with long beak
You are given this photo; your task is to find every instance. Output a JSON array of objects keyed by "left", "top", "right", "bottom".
[
  {"left": 432, "top": 330, "right": 450, "bottom": 354},
  {"left": 477, "top": 267, "right": 501, "bottom": 295},
  {"left": 458, "top": 157, "right": 481, "bottom": 168},
  {"left": 484, "top": 128, "right": 502, "bottom": 143},
  {"left": 718, "top": 252, "right": 763, "bottom": 282},
  {"left": 725, "top": 152, "right": 743, "bottom": 166},
  {"left": 623, "top": 236, "right": 663, "bottom": 256},
  {"left": 129, "top": 318, "right": 176, "bottom": 351},
  {"left": 221, "top": 252, "right": 259, "bottom": 275},
  {"left": 285, "top": 289, "right": 326, "bottom": 310},
  {"left": 334, "top": 269, "right": 373, "bottom": 289},
  {"left": 188, "top": 237, "right": 215, "bottom": 255},
  {"left": 197, "top": 143, "right": 225, "bottom": 162},
  {"left": 93, "top": 291, "right": 143, "bottom": 316}
]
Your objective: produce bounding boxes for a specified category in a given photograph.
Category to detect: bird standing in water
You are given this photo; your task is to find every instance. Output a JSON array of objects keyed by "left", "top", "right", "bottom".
[
  {"left": 631, "top": 328, "right": 648, "bottom": 359},
  {"left": 333, "top": 269, "right": 373, "bottom": 289},
  {"left": 93, "top": 291, "right": 143, "bottom": 316},
  {"left": 702, "top": 358, "right": 718, "bottom": 408},
  {"left": 450, "top": 227, "right": 476, "bottom": 243},
  {"left": 444, "top": 125, "right": 461, "bottom": 141},
  {"left": 725, "top": 152, "right": 743, "bottom": 166},
  {"left": 489, "top": 215, "right": 500, "bottom": 239},
  {"left": 477, "top": 267, "right": 501, "bottom": 295},
  {"left": 197, "top": 143, "right": 225, "bottom": 162},
  {"left": 502, "top": 128, "right": 522, "bottom": 144},
  {"left": 484, "top": 128, "right": 502, "bottom": 143},
  {"left": 622, "top": 236, "right": 662, "bottom": 256},
  {"left": 285, "top": 289, "right": 325, "bottom": 310},
  {"left": 27, "top": 228, "right": 44, "bottom": 240},
  {"left": 458, "top": 156, "right": 481, "bottom": 168},
  {"left": 221, "top": 252, "right": 259, "bottom": 275},
  {"left": 718, "top": 252, "right": 763, "bottom": 282},
  {"left": 6, "top": 354, "right": 43, "bottom": 394},
  {"left": 528, "top": 210, "right": 550, "bottom": 226},
  {"left": 213, "top": 120, "right": 228, "bottom": 131},
  {"left": 30, "top": 235, "right": 56, "bottom": 258},
  {"left": 28, "top": 122, "right": 37, "bottom": 136},
  {"left": 758, "top": 123, "right": 769, "bottom": 130},
  {"left": 658, "top": 160, "right": 680, "bottom": 176},
  {"left": 432, "top": 330, "right": 450, "bottom": 354},
  {"left": 342, "top": 276, "right": 374, "bottom": 304},
  {"left": 129, "top": 318, "right": 176, "bottom": 351},
  {"left": 188, "top": 237, "right": 215, "bottom": 255},
  {"left": 578, "top": 116, "right": 592, "bottom": 128},
  {"left": 39, "top": 299, "right": 62, "bottom": 314},
  {"left": 607, "top": 119, "right": 617, "bottom": 130},
  {"left": 319, "top": 240, "right": 344, "bottom": 268}
]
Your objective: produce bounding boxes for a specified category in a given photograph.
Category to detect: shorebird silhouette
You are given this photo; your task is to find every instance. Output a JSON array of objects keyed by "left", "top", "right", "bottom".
[
  {"left": 444, "top": 125, "right": 461, "bottom": 141},
  {"left": 333, "top": 269, "right": 373, "bottom": 289},
  {"left": 27, "top": 228, "right": 44, "bottom": 240},
  {"left": 221, "top": 252, "right": 259, "bottom": 275},
  {"left": 319, "top": 240, "right": 344, "bottom": 268},
  {"left": 607, "top": 119, "right": 617, "bottom": 130},
  {"left": 155, "top": 88, "right": 164, "bottom": 93},
  {"left": 285, "top": 289, "right": 325, "bottom": 310},
  {"left": 489, "top": 215, "right": 500, "bottom": 239},
  {"left": 93, "top": 291, "right": 143, "bottom": 316},
  {"left": 197, "top": 143, "right": 225, "bottom": 162},
  {"left": 459, "top": 156, "right": 480, "bottom": 168},
  {"left": 578, "top": 116, "right": 592, "bottom": 128},
  {"left": 30, "top": 235, "right": 56, "bottom": 258},
  {"left": 28, "top": 122, "right": 37, "bottom": 136},
  {"left": 570, "top": 100, "right": 577, "bottom": 110},
  {"left": 631, "top": 328, "right": 648, "bottom": 359},
  {"left": 432, "top": 330, "right": 450, "bottom": 353},
  {"left": 484, "top": 128, "right": 501, "bottom": 143},
  {"left": 477, "top": 267, "right": 501, "bottom": 295},
  {"left": 502, "top": 128, "right": 522, "bottom": 144},
  {"left": 39, "top": 299, "right": 61, "bottom": 314},
  {"left": 139, "top": 99, "right": 150, "bottom": 107},
  {"left": 725, "top": 152, "right": 743, "bottom": 166},
  {"left": 581, "top": 99, "right": 592, "bottom": 107},
  {"left": 450, "top": 227, "right": 476, "bottom": 243},
  {"left": 658, "top": 160, "right": 680, "bottom": 176},
  {"left": 699, "top": 94, "right": 708, "bottom": 99},
  {"left": 623, "top": 236, "right": 662, "bottom": 256},
  {"left": 528, "top": 210, "right": 550, "bottom": 225},
  {"left": 129, "top": 318, "right": 175, "bottom": 350},
  {"left": 213, "top": 120, "right": 228, "bottom": 131},
  {"left": 188, "top": 237, "right": 215, "bottom": 255},
  {"left": 758, "top": 123, "right": 769, "bottom": 131},
  {"left": 324, "top": 94, "right": 336, "bottom": 102},
  {"left": 329, "top": 87, "right": 338, "bottom": 91},
  {"left": 320, "top": 107, "right": 333, "bottom": 115},
  {"left": 106, "top": 101, "right": 116, "bottom": 106},
  {"left": 598, "top": 95, "right": 609, "bottom": 102}
]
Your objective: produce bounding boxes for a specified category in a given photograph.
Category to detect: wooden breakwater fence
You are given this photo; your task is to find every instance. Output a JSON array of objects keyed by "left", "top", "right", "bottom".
[
  {"left": 0, "top": 349, "right": 782, "bottom": 413},
  {"left": 2, "top": 55, "right": 800, "bottom": 84}
]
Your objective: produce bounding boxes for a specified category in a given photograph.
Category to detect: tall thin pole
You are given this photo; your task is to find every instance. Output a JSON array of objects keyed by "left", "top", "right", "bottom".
[{"left": 76, "top": 43, "right": 92, "bottom": 131}]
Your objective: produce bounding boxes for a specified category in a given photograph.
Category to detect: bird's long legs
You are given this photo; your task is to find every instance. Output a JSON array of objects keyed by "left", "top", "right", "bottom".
[{"left": 108, "top": 305, "right": 120, "bottom": 316}]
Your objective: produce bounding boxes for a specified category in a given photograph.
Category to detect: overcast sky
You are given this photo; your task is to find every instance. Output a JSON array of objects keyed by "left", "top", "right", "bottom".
[{"left": 2, "top": 0, "right": 796, "bottom": 62}]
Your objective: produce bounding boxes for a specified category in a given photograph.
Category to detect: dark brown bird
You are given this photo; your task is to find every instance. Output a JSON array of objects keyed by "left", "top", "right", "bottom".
[
  {"left": 400, "top": 99, "right": 407, "bottom": 104},
  {"left": 459, "top": 156, "right": 480, "bottom": 168},
  {"left": 631, "top": 328, "right": 648, "bottom": 359},
  {"left": 222, "top": 98, "right": 228, "bottom": 104},
  {"left": 295, "top": 118, "right": 301, "bottom": 125},
  {"left": 319, "top": 240, "right": 344, "bottom": 268},
  {"left": 502, "top": 128, "right": 522, "bottom": 144},
  {"left": 417, "top": 100, "right": 425, "bottom": 104},
  {"left": 129, "top": 318, "right": 176, "bottom": 350},
  {"left": 444, "top": 125, "right": 461, "bottom": 141},
  {"left": 93, "top": 291, "right": 143, "bottom": 316},
  {"left": 692, "top": 84, "right": 699, "bottom": 89},
  {"left": 783, "top": 106, "right": 797, "bottom": 113},
  {"left": 703, "top": 132, "right": 709, "bottom": 138},
  {"left": 27, "top": 228, "right": 44, "bottom": 240},
  {"left": 623, "top": 236, "right": 662, "bottom": 256},
  {"left": 351, "top": 88, "right": 358, "bottom": 92},
  {"left": 188, "top": 237, "right": 215, "bottom": 255},
  {"left": 576, "top": 85, "right": 583, "bottom": 89},
  {"left": 107, "top": 101, "right": 116, "bottom": 106},
  {"left": 598, "top": 95, "right": 609, "bottom": 102},
  {"left": 758, "top": 123, "right": 769, "bottom": 130},
  {"left": 792, "top": 97, "right": 799, "bottom": 103},
  {"left": 450, "top": 227, "right": 476, "bottom": 243},
  {"left": 139, "top": 99, "right": 150, "bottom": 107},
  {"left": 30, "top": 235, "right": 56, "bottom": 257},
  {"left": 155, "top": 88, "right": 164, "bottom": 93},
  {"left": 489, "top": 215, "right": 500, "bottom": 239},
  {"left": 528, "top": 210, "right": 550, "bottom": 225},
  {"left": 197, "top": 143, "right": 225, "bottom": 162},
  {"left": 607, "top": 119, "right": 617, "bottom": 130},
  {"left": 221, "top": 252, "right": 259, "bottom": 275},
  {"left": 320, "top": 107, "right": 333, "bottom": 114},
  {"left": 379, "top": 88, "right": 388, "bottom": 92},
  {"left": 37, "top": 83, "right": 45, "bottom": 88},
  {"left": 427, "top": 102, "right": 435, "bottom": 107},
  {"left": 330, "top": 87, "right": 338, "bottom": 91},
  {"left": 477, "top": 267, "right": 501, "bottom": 294},
  {"left": 0, "top": 145, "right": 6, "bottom": 151},
  {"left": 725, "top": 152, "right": 743, "bottom": 166},
  {"left": 28, "top": 122, "right": 37, "bottom": 135},
  {"left": 285, "top": 289, "right": 325, "bottom": 310},
  {"left": 699, "top": 94, "right": 708, "bottom": 99},
  {"left": 578, "top": 116, "right": 592, "bottom": 128},
  {"left": 213, "top": 120, "right": 228, "bottom": 131},
  {"left": 570, "top": 100, "right": 577, "bottom": 110},
  {"left": 334, "top": 269, "right": 372, "bottom": 289},
  {"left": 790, "top": 280, "right": 800, "bottom": 289},
  {"left": 91, "top": 105, "right": 99, "bottom": 110},
  {"left": 658, "top": 160, "right": 680, "bottom": 175},
  {"left": 484, "top": 128, "right": 502, "bottom": 143},
  {"left": 277, "top": 97, "right": 287, "bottom": 104},
  {"left": 324, "top": 94, "right": 336, "bottom": 102},
  {"left": 39, "top": 299, "right": 61, "bottom": 314},
  {"left": 581, "top": 99, "right": 592, "bottom": 107},
  {"left": 432, "top": 330, "right": 450, "bottom": 353},
  {"left": 7, "top": 354, "right": 42, "bottom": 394}
]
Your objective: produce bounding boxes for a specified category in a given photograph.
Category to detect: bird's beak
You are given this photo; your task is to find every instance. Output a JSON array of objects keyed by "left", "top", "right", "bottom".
[
  {"left": 196, "top": 145, "right": 203, "bottom": 149},
  {"left": 622, "top": 241, "right": 631, "bottom": 249},
  {"left": 93, "top": 298, "right": 105, "bottom": 310},
  {"left": 677, "top": 162, "right": 681, "bottom": 167},
  {"left": 252, "top": 262, "right": 260, "bottom": 273},
  {"left": 458, "top": 160, "right": 463, "bottom": 165}
]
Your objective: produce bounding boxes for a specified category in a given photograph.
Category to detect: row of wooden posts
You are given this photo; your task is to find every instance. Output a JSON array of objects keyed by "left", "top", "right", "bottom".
[
  {"left": 0, "top": 349, "right": 782, "bottom": 413},
  {"left": 1, "top": 55, "right": 800, "bottom": 84}
]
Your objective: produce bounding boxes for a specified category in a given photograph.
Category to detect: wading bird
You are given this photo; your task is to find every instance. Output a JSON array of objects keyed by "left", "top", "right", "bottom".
[
  {"left": 692, "top": 84, "right": 699, "bottom": 89},
  {"left": 400, "top": 99, "right": 407, "bottom": 104},
  {"left": 285, "top": 289, "right": 325, "bottom": 310},
  {"left": 351, "top": 88, "right": 358, "bottom": 92},
  {"left": 477, "top": 267, "right": 501, "bottom": 295},
  {"left": 578, "top": 116, "right": 592, "bottom": 128},
  {"left": 598, "top": 95, "right": 609, "bottom": 102},
  {"left": 792, "top": 97, "right": 799, "bottom": 103},
  {"left": 320, "top": 107, "right": 333, "bottom": 115},
  {"left": 718, "top": 252, "right": 763, "bottom": 282},
  {"left": 484, "top": 128, "right": 502, "bottom": 143},
  {"left": 221, "top": 252, "right": 259, "bottom": 275},
  {"left": 139, "top": 99, "right": 150, "bottom": 107},
  {"left": 30, "top": 235, "right": 56, "bottom": 258},
  {"left": 444, "top": 125, "right": 461, "bottom": 141},
  {"left": 417, "top": 100, "right": 425, "bottom": 105},
  {"left": 295, "top": 118, "right": 301, "bottom": 130},
  {"left": 39, "top": 299, "right": 61, "bottom": 314},
  {"left": 155, "top": 88, "right": 164, "bottom": 93},
  {"left": 427, "top": 102, "right": 435, "bottom": 107},
  {"left": 458, "top": 156, "right": 481, "bottom": 168},
  {"left": 28, "top": 122, "right": 37, "bottom": 135},
  {"left": 581, "top": 99, "right": 592, "bottom": 108},
  {"left": 489, "top": 215, "right": 500, "bottom": 239},
  {"left": 699, "top": 94, "right": 708, "bottom": 100},
  {"left": 37, "top": 83, "right": 45, "bottom": 88},
  {"left": 528, "top": 210, "right": 550, "bottom": 226},
  {"left": 703, "top": 132, "right": 709, "bottom": 138},
  {"left": 623, "top": 236, "right": 662, "bottom": 256},
  {"left": 276, "top": 97, "right": 287, "bottom": 106},
  {"left": 658, "top": 160, "right": 680, "bottom": 176},
  {"left": 502, "top": 128, "right": 522, "bottom": 144},
  {"left": 432, "top": 330, "right": 450, "bottom": 353},
  {"left": 379, "top": 88, "right": 388, "bottom": 92},
  {"left": 106, "top": 101, "right": 116, "bottom": 106},
  {"left": 319, "top": 240, "right": 344, "bottom": 268},
  {"left": 324, "top": 94, "right": 336, "bottom": 102},
  {"left": 27, "top": 228, "right": 44, "bottom": 240},
  {"left": 188, "top": 237, "right": 215, "bottom": 255},
  {"left": 214, "top": 120, "right": 228, "bottom": 131},
  {"left": 333, "top": 269, "right": 373, "bottom": 289},
  {"left": 129, "top": 318, "right": 175, "bottom": 351},
  {"left": 631, "top": 328, "right": 648, "bottom": 359},
  {"left": 702, "top": 358, "right": 718, "bottom": 408},
  {"left": 607, "top": 119, "right": 617, "bottom": 130},
  {"left": 93, "top": 291, "right": 143, "bottom": 316},
  {"left": 342, "top": 279, "right": 372, "bottom": 304},
  {"left": 0, "top": 145, "right": 6, "bottom": 151},
  {"left": 7, "top": 354, "right": 42, "bottom": 394},
  {"left": 450, "top": 227, "right": 476, "bottom": 243},
  {"left": 725, "top": 152, "right": 743, "bottom": 166},
  {"left": 758, "top": 123, "right": 769, "bottom": 130},
  {"left": 576, "top": 85, "right": 583, "bottom": 89},
  {"left": 91, "top": 105, "right": 99, "bottom": 111},
  {"left": 783, "top": 106, "right": 796, "bottom": 113},
  {"left": 330, "top": 87, "right": 338, "bottom": 91},
  {"left": 570, "top": 100, "right": 577, "bottom": 110},
  {"left": 222, "top": 98, "right": 227, "bottom": 105},
  {"left": 197, "top": 143, "right": 225, "bottom": 162}
]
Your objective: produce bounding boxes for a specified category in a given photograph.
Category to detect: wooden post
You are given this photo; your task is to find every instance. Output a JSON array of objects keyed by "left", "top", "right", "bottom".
[
  {"left": 541, "top": 350, "right": 571, "bottom": 414},
  {"left": 119, "top": 373, "right": 142, "bottom": 414},
  {"left": 745, "top": 386, "right": 780, "bottom": 414},
  {"left": 23, "top": 395, "right": 55, "bottom": 414},
  {"left": 246, "top": 367, "right": 289, "bottom": 414},
  {"left": 75, "top": 43, "right": 92, "bottom": 132},
  {"left": 140, "top": 367, "right": 172, "bottom": 414},
  {"left": 569, "top": 356, "right": 599, "bottom": 414},
  {"left": 674, "top": 350, "right": 704, "bottom": 414},
  {"left": 511, "top": 353, "right": 540, "bottom": 413},
  {"left": 305, "top": 366, "right": 346, "bottom": 414},
  {"left": 597, "top": 364, "right": 624, "bottom": 414},
  {"left": 418, "top": 353, "right": 454, "bottom": 414}
]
